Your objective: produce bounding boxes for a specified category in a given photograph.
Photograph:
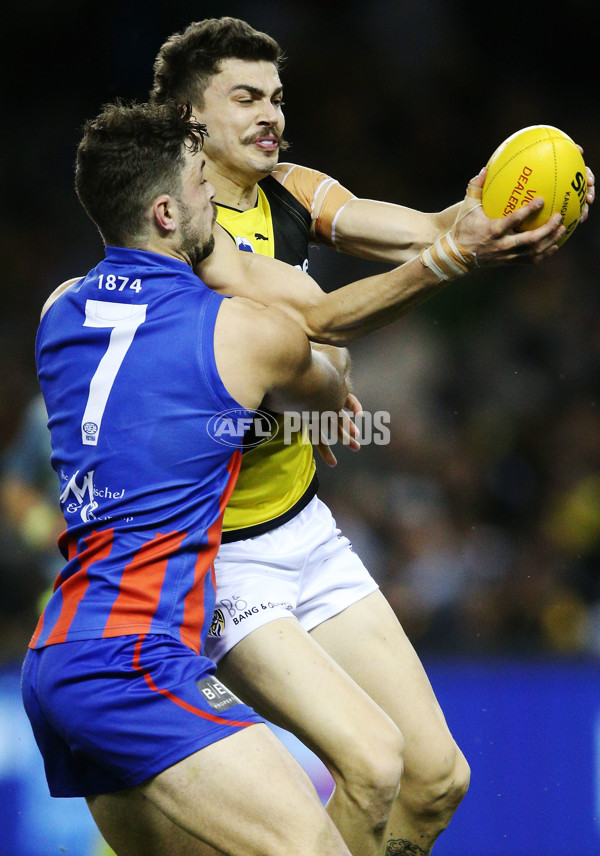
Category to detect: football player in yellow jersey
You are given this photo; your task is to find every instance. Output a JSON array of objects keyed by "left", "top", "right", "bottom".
[{"left": 140, "top": 16, "right": 595, "bottom": 856}]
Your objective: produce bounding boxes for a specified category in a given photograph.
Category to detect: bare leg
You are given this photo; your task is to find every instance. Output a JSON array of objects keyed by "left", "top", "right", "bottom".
[
  {"left": 87, "top": 723, "right": 352, "bottom": 856},
  {"left": 218, "top": 618, "right": 404, "bottom": 856},
  {"left": 88, "top": 788, "right": 225, "bottom": 856},
  {"left": 218, "top": 593, "right": 468, "bottom": 856},
  {"left": 310, "top": 591, "right": 470, "bottom": 855}
]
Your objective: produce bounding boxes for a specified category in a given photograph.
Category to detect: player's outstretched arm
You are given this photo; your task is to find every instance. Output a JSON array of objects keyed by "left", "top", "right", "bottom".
[
  {"left": 312, "top": 169, "right": 567, "bottom": 341},
  {"left": 331, "top": 158, "right": 594, "bottom": 264},
  {"left": 198, "top": 181, "right": 565, "bottom": 346}
]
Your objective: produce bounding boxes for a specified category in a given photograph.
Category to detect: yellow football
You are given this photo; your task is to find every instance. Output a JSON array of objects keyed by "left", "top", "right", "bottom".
[{"left": 482, "top": 125, "right": 587, "bottom": 246}]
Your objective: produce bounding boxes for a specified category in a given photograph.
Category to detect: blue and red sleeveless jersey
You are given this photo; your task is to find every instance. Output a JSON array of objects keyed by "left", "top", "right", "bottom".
[{"left": 30, "top": 246, "right": 250, "bottom": 655}]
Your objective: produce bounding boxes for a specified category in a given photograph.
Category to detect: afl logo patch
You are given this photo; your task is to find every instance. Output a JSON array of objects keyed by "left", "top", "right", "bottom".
[{"left": 206, "top": 409, "right": 279, "bottom": 448}]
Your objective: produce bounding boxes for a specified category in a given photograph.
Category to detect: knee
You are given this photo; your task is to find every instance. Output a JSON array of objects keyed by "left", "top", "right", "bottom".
[
  {"left": 335, "top": 718, "right": 405, "bottom": 829},
  {"left": 401, "top": 742, "right": 470, "bottom": 826}
]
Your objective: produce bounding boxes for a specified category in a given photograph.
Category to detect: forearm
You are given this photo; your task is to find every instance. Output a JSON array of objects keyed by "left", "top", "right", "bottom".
[
  {"left": 332, "top": 198, "right": 461, "bottom": 264},
  {"left": 302, "top": 346, "right": 350, "bottom": 414},
  {"left": 304, "top": 254, "right": 447, "bottom": 345}
]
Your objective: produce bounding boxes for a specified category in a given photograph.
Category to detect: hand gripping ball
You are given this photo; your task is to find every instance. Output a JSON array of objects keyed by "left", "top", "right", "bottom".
[{"left": 482, "top": 125, "right": 587, "bottom": 246}]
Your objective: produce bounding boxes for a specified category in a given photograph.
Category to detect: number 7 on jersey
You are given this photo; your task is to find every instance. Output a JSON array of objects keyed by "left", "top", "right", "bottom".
[{"left": 81, "top": 299, "right": 148, "bottom": 446}]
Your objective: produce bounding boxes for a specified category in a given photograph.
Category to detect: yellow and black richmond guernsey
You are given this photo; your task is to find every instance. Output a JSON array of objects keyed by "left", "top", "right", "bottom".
[{"left": 216, "top": 162, "right": 355, "bottom": 541}]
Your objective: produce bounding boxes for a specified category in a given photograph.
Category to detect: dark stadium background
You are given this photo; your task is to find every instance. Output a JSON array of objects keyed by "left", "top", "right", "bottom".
[{"left": 1, "top": 1, "right": 598, "bottom": 854}]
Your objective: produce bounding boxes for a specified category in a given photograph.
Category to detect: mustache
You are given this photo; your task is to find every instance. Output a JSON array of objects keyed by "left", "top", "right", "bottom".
[{"left": 242, "top": 128, "right": 290, "bottom": 152}]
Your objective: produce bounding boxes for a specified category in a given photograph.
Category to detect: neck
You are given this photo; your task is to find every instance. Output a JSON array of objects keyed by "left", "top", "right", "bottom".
[
  {"left": 137, "top": 237, "right": 192, "bottom": 268},
  {"left": 204, "top": 159, "right": 263, "bottom": 211}
]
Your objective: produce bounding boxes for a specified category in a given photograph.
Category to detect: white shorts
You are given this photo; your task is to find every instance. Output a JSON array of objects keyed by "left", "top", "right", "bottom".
[{"left": 206, "top": 496, "right": 378, "bottom": 663}]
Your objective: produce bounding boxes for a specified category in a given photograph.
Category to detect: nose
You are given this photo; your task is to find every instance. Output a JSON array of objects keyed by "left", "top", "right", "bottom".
[
  {"left": 206, "top": 181, "right": 216, "bottom": 201},
  {"left": 258, "top": 99, "right": 280, "bottom": 125}
]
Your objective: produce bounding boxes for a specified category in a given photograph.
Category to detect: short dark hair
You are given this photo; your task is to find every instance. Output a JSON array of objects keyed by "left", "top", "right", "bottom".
[
  {"left": 151, "top": 17, "right": 284, "bottom": 109},
  {"left": 75, "top": 100, "right": 206, "bottom": 247}
]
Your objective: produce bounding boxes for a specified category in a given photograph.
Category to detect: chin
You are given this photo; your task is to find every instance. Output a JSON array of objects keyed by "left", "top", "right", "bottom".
[
  {"left": 245, "top": 151, "right": 278, "bottom": 177},
  {"left": 191, "top": 235, "right": 215, "bottom": 266},
  {"left": 201, "top": 234, "right": 216, "bottom": 260},
  {"left": 256, "top": 156, "right": 278, "bottom": 176}
]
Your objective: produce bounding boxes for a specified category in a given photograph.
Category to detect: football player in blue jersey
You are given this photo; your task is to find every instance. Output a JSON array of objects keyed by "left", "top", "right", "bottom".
[{"left": 22, "top": 98, "right": 363, "bottom": 856}]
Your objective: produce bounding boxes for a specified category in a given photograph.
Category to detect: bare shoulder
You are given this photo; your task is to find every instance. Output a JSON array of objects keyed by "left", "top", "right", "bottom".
[
  {"left": 217, "top": 296, "right": 308, "bottom": 360},
  {"left": 41, "top": 277, "right": 83, "bottom": 319},
  {"left": 213, "top": 297, "right": 310, "bottom": 409}
]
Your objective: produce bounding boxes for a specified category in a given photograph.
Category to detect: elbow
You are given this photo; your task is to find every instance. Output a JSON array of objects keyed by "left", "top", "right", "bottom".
[
  {"left": 298, "top": 290, "right": 363, "bottom": 347},
  {"left": 303, "top": 308, "right": 356, "bottom": 347}
]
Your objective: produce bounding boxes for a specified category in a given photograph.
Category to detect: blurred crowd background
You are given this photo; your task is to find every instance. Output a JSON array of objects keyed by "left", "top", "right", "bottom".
[{"left": 2, "top": 0, "right": 599, "bottom": 667}]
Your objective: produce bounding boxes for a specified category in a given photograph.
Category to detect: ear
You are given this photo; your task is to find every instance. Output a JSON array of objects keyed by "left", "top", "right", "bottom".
[{"left": 153, "top": 195, "right": 176, "bottom": 233}]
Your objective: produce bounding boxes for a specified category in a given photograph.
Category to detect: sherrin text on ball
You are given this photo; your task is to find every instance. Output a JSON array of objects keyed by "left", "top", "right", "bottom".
[{"left": 482, "top": 125, "right": 587, "bottom": 246}]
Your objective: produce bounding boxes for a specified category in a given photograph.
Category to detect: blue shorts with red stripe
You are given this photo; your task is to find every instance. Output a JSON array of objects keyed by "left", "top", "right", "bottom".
[{"left": 21, "top": 634, "right": 264, "bottom": 797}]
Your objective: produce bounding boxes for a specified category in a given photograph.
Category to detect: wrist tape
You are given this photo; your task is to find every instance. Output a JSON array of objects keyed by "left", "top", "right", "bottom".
[{"left": 420, "top": 233, "right": 477, "bottom": 281}]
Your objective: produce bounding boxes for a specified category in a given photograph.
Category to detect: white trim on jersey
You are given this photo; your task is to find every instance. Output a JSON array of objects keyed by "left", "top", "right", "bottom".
[
  {"left": 330, "top": 198, "right": 354, "bottom": 247},
  {"left": 311, "top": 177, "right": 339, "bottom": 220},
  {"left": 278, "top": 163, "right": 298, "bottom": 186}
]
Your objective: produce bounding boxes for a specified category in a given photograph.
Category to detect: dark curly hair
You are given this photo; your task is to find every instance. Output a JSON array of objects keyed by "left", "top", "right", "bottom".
[
  {"left": 75, "top": 100, "right": 207, "bottom": 247},
  {"left": 151, "top": 17, "right": 284, "bottom": 109}
]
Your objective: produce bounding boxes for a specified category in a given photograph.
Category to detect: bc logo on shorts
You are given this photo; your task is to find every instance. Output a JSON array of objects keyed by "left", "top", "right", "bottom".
[{"left": 196, "top": 676, "right": 242, "bottom": 712}]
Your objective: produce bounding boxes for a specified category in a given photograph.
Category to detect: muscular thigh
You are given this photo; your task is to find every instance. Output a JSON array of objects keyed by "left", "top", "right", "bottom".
[
  {"left": 88, "top": 787, "right": 224, "bottom": 856},
  {"left": 216, "top": 617, "right": 398, "bottom": 776},
  {"left": 309, "top": 590, "right": 457, "bottom": 779},
  {"left": 90, "top": 723, "right": 336, "bottom": 856}
]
